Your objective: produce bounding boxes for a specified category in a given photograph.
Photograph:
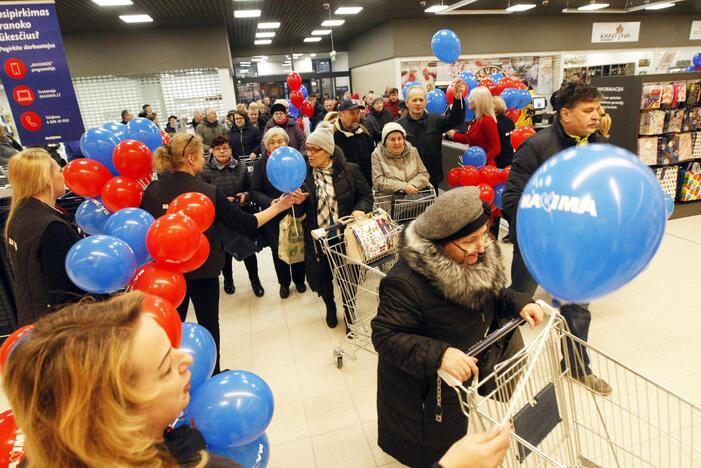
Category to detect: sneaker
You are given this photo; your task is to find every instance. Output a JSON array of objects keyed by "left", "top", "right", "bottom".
[
  {"left": 279, "top": 285, "right": 290, "bottom": 299},
  {"left": 295, "top": 282, "right": 307, "bottom": 293},
  {"left": 251, "top": 278, "right": 265, "bottom": 297},
  {"left": 576, "top": 374, "right": 612, "bottom": 396},
  {"left": 224, "top": 278, "right": 235, "bottom": 295}
]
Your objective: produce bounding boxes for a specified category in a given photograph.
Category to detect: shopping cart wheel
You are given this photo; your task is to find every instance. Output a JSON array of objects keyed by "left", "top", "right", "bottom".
[{"left": 333, "top": 349, "right": 343, "bottom": 369}]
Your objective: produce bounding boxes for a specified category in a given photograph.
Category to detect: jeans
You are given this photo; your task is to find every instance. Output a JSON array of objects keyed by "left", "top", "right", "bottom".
[
  {"left": 510, "top": 245, "right": 592, "bottom": 377},
  {"left": 176, "top": 277, "right": 222, "bottom": 374},
  {"left": 222, "top": 252, "right": 259, "bottom": 282}
]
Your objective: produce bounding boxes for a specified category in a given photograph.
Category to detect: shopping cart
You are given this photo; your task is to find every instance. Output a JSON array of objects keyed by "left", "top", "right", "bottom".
[
  {"left": 439, "top": 301, "right": 701, "bottom": 467},
  {"left": 372, "top": 184, "right": 437, "bottom": 225},
  {"left": 311, "top": 209, "right": 403, "bottom": 368},
  {"left": 239, "top": 155, "right": 258, "bottom": 173}
]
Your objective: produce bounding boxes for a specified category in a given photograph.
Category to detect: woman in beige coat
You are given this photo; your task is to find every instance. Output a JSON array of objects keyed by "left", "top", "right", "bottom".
[{"left": 371, "top": 122, "right": 430, "bottom": 195}]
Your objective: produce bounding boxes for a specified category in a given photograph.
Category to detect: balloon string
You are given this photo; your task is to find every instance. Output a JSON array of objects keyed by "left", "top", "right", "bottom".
[{"left": 291, "top": 202, "right": 299, "bottom": 237}]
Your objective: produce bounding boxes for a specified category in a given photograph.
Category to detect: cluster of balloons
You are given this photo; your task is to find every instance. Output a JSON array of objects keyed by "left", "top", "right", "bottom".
[
  {"left": 685, "top": 52, "right": 701, "bottom": 72},
  {"left": 266, "top": 146, "right": 307, "bottom": 193},
  {"left": 287, "top": 71, "right": 313, "bottom": 132},
  {"left": 446, "top": 147, "right": 511, "bottom": 213},
  {"left": 517, "top": 144, "right": 666, "bottom": 303},
  {"left": 510, "top": 126, "right": 537, "bottom": 151}
]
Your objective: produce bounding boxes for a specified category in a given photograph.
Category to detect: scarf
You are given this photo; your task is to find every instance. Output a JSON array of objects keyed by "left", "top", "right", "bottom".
[{"left": 313, "top": 162, "right": 338, "bottom": 228}]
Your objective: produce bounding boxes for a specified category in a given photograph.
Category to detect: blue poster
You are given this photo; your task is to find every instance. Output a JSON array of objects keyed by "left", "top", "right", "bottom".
[{"left": 0, "top": 1, "right": 84, "bottom": 146}]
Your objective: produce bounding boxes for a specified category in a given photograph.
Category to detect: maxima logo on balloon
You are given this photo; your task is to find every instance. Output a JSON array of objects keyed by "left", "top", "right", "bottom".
[{"left": 519, "top": 192, "right": 598, "bottom": 218}]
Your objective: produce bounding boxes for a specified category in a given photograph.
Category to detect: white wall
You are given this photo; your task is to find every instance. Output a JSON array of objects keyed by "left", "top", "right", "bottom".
[
  {"left": 218, "top": 68, "right": 237, "bottom": 109},
  {"left": 350, "top": 58, "right": 400, "bottom": 96}
]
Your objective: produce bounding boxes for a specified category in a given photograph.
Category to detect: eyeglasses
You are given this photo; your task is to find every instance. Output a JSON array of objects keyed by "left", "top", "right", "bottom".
[
  {"left": 307, "top": 146, "right": 324, "bottom": 154},
  {"left": 451, "top": 232, "right": 494, "bottom": 257},
  {"left": 214, "top": 145, "right": 231, "bottom": 152}
]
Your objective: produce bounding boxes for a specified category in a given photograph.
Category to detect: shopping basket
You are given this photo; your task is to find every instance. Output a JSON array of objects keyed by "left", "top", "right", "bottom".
[
  {"left": 311, "top": 209, "right": 402, "bottom": 368},
  {"left": 439, "top": 300, "right": 701, "bottom": 467},
  {"left": 372, "top": 184, "right": 437, "bottom": 225}
]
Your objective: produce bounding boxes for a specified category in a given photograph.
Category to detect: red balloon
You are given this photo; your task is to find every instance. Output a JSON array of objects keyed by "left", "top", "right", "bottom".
[
  {"left": 447, "top": 167, "right": 461, "bottom": 187},
  {"left": 166, "top": 192, "right": 215, "bottom": 233},
  {"left": 63, "top": 158, "right": 113, "bottom": 197},
  {"left": 479, "top": 165, "right": 502, "bottom": 187},
  {"left": 297, "top": 117, "right": 305, "bottom": 131},
  {"left": 478, "top": 183, "right": 495, "bottom": 203},
  {"left": 514, "top": 81, "right": 528, "bottom": 90},
  {"left": 510, "top": 126, "right": 537, "bottom": 151},
  {"left": 479, "top": 79, "right": 496, "bottom": 95},
  {"left": 501, "top": 165, "right": 512, "bottom": 183},
  {"left": 458, "top": 165, "right": 480, "bottom": 186},
  {"left": 301, "top": 101, "right": 314, "bottom": 118},
  {"left": 289, "top": 90, "right": 304, "bottom": 109},
  {"left": 112, "top": 139, "right": 153, "bottom": 180},
  {"left": 142, "top": 294, "right": 182, "bottom": 348},
  {"left": 165, "top": 234, "right": 210, "bottom": 273},
  {"left": 446, "top": 87, "right": 455, "bottom": 105},
  {"left": 130, "top": 263, "right": 187, "bottom": 307},
  {"left": 0, "top": 324, "right": 34, "bottom": 374},
  {"left": 505, "top": 108, "right": 521, "bottom": 123},
  {"left": 146, "top": 213, "right": 200, "bottom": 264},
  {"left": 101, "top": 176, "right": 143, "bottom": 212},
  {"left": 0, "top": 410, "right": 25, "bottom": 467},
  {"left": 287, "top": 72, "right": 302, "bottom": 91},
  {"left": 161, "top": 129, "right": 171, "bottom": 145}
]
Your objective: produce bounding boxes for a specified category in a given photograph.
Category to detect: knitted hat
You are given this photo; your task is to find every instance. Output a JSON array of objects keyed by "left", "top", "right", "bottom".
[
  {"left": 414, "top": 187, "right": 491, "bottom": 242},
  {"left": 381, "top": 122, "right": 406, "bottom": 145},
  {"left": 306, "top": 121, "right": 336, "bottom": 155}
]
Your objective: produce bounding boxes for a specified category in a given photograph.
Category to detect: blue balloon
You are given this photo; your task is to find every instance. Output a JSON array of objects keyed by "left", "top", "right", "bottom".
[
  {"left": 516, "top": 144, "right": 666, "bottom": 303},
  {"left": 210, "top": 433, "right": 270, "bottom": 468},
  {"left": 494, "top": 183, "right": 505, "bottom": 210},
  {"left": 101, "top": 121, "right": 127, "bottom": 141},
  {"left": 402, "top": 81, "right": 422, "bottom": 99},
  {"left": 431, "top": 29, "right": 461, "bottom": 64},
  {"left": 686, "top": 65, "right": 697, "bottom": 72},
  {"left": 80, "top": 128, "right": 120, "bottom": 175},
  {"left": 463, "top": 146, "right": 487, "bottom": 167},
  {"left": 664, "top": 193, "right": 674, "bottom": 219},
  {"left": 189, "top": 371, "right": 274, "bottom": 448},
  {"left": 693, "top": 52, "right": 701, "bottom": 69},
  {"left": 288, "top": 104, "right": 300, "bottom": 119},
  {"left": 464, "top": 107, "right": 475, "bottom": 122},
  {"left": 300, "top": 84, "right": 308, "bottom": 99},
  {"left": 490, "top": 73, "right": 505, "bottom": 83},
  {"left": 501, "top": 88, "right": 520, "bottom": 109},
  {"left": 517, "top": 89, "right": 532, "bottom": 109},
  {"left": 125, "top": 118, "right": 162, "bottom": 153},
  {"left": 266, "top": 146, "right": 306, "bottom": 193},
  {"left": 459, "top": 72, "right": 479, "bottom": 91},
  {"left": 103, "top": 208, "right": 155, "bottom": 265},
  {"left": 65, "top": 235, "right": 137, "bottom": 294},
  {"left": 75, "top": 198, "right": 111, "bottom": 235},
  {"left": 180, "top": 322, "right": 216, "bottom": 392},
  {"left": 425, "top": 88, "right": 448, "bottom": 114}
]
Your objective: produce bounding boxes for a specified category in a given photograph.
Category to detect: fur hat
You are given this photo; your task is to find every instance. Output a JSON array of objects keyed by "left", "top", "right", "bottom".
[
  {"left": 381, "top": 122, "right": 406, "bottom": 145},
  {"left": 306, "top": 121, "right": 336, "bottom": 155},
  {"left": 414, "top": 187, "right": 490, "bottom": 241}
]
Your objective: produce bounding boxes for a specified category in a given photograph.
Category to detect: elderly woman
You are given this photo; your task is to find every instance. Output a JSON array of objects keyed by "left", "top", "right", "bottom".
[
  {"left": 228, "top": 110, "right": 262, "bottom": 160},
  {"left": 261, "top": 100, "right": 306, "bottom": 154},
  {"left": 371, "top": 122, "right": 429, "bottom": 196},
  {"left": 195, "top": 108, "right": 227, "bottom": 152},
  {"left": 250, "top": 127, "right": 307, "bottom": 298},
  {"left": 369, "top": 97, "right": 393, "bottom": 131},
  {"left": 289, "top": 122, "right": 373, "bottom": 328}
]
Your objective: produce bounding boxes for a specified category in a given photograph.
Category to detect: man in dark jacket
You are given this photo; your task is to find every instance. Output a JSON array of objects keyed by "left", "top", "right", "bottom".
[
  {"left": 261, "top": 101, "right": 306, "bottom": 154},
  {"left": 372, "top": 187, "right": 542, "bottom": 468},
  {"left": 397, "top": 82, "right": 466, "bottom": 187},
  {"left": 502, "top": 80, "right": 611, "bottom": 396},
  {"left": 333, "top": 99, "right": 375, "bottom": 184}
]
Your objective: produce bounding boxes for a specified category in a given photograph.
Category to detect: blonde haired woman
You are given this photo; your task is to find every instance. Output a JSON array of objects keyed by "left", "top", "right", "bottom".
[
  {"left": 5, "top": 148, "right": 82, "bottom": 326},
  {"left": 448, "top": 86, "right": 501, "bottom": 166},
  {"left": 141, "top": 133, "right": 293, "bottom": 374},
  {"left": 3, "top": 292, "right": 240, "bottom": 467}
]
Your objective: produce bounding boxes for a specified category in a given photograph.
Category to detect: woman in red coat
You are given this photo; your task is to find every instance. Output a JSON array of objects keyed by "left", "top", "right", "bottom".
[{"left": 447, "top": 86, "right": 501, "bottom": 166}]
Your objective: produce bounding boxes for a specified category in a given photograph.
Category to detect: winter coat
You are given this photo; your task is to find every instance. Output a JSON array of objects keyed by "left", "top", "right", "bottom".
[
  {"left": 161, "top": 425, "right": 242, "bottom": 467},
  {"left": 201, "top": 156, "right": 250, "bottom": 198},
  {"left": 502, "top": 118, "right": 608, "bottom": 246},
  {"left": 451, "top": 115, "right": 501, "bottom": 166},
  {"left": 384, "top": 99, "right": 401, "bottom": 119},
  {"left": 261, "top": 117, "right": 306, "bottom": 154},
  {"left": 370, "top": 108, "right": 393, "bottom": 132},
  {"left": 0, "top": 136, "right": 22, "bottom": 164},
  {"left": 396, "top": 99, "right": 465, "bottom": 187},
  {"left": 299, "top": 147, "right": 373, "bottom": 295},
  {"left": 361, "top": 115, "right": 381, "bottom": 143},
  {"left": 228, "top": 123, "right": 262, "bottom": 159},
  {"left": 196, "top": 121, "right": 227, "bottom": 152},
  {"left": 494, "top": 114, "right": 516, "bottom": 168},
  {"left": 333, "top": 119, "right": 375, "bottom": 185},
  {"left": 371, "top": 141, "right": 429, "bottom": 195},
  {"left": 371, "top": 223, "right": 532, "bottom": 467},
  {"left": 249, "top": 154, "right": 290, "bottom": 251}
]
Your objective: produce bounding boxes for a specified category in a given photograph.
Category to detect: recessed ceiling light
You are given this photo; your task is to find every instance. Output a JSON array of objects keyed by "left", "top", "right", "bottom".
[
  {"left": 311, "top": 29, "right": 332, "bottom": 35},
  {"left": 304, "top": 37, "right": 322, "bottom": 42},
  {"left": 92, "top": 0, "right": 133, "bottom": 6},
  {"left": 235, "top": 9, "right": 261, "bottom": 18},
  {"left": 321, "top": 19, "right": 345, "bottom": 26},
  {"left": 239, "top": 64, "right": 251, "bottom": 67},
  {"left": 425, "top": 4, "right": 449, "bottom": 12},
  {"left": 256, "top": 32, "right": 275, "bottom": 38},
  {"left": 119, "top": 14, "right": 153, "bottom": 23},
  {"left": 293, "top": 54, "right": 303, "bottom": 58},
  {"left": 254, "top": 39, "right": 272, "bottom": 45},
  {"left": 577, "top": 2, "right": 609, "bottom": 9},
  {"left": 506, "top": 3, "right": 536, "bottom": 10},
  {"left": 645, "top": 2, "right": 674, "bottom": 8},
  {"left": 335, "top": 6, "right": 363, "bottom": 14},
  {"left": 310, "top": 53, "right": 317, "bottom": 57},
  {"left": 257, "top": 22, "right": 281, "bottom": 29}
]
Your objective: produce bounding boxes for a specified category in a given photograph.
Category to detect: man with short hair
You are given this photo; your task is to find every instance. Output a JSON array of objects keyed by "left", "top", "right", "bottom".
[
  {"left": 196, "top": 108, "right": 227, "bottom": 153},
  {"left": 333, "top": 99, "right": 375, "bottom": 184},
  {"left": 262, "top": 96, "right": 271, "bottom": 107},
  {"left": 120, "top": 110, "right": 133, "bottom": 125},
  {"left": 384, "top": 88, "right": 401, "bottom": 118},
  {"left": 138, "top": 104, "right": 152, "bottom": 118},
  {"left": 502, "top": 80, "right": 611, "bottom": 396}
]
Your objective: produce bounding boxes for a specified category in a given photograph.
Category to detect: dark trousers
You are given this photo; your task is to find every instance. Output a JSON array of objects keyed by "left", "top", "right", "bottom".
[
  {"left": 270, "top": 249, "right": 305, "bottom": 287},
  {"left": 317, "top": 254, "right": 360, "bottom": 325},
  {"left": 222, "top": 252, "right": 259, "bottom": 283},
  {"left": 177, "top": 277, "right": 221, "bottom": 374},
  {"left": 510, "top": 245, "right": 592, "bottom": 377}
]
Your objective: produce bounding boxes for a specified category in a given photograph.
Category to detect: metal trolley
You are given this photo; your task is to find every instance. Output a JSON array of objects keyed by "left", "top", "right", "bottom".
[
  {"left": 372, "top": 185, "right": 437, "bottom": 225},
  {"left": 311, "top": 209, "right": 402, "bottom": 368},
  {"left": 239, "top": 155, "right": 258, "bottom": 174},
  {"left": 440, "top": 301, "right": 701, "bottom": 467}
]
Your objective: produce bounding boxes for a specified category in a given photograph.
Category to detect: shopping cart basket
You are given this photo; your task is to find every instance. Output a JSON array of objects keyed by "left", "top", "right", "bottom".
[
  {"left": 373, "top": 184, "right": 437, "bottom": 225},
  {"left": 239, "top": 155, "right": 258, "bottom": 174},
  {"left": 439, "top": 301, "right": 701, "bottom": 467},
  {"left": 311, "top": 209, "right": 402, "bottom": 368}
]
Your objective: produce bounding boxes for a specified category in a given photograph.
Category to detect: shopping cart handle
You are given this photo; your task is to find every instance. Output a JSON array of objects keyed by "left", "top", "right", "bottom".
[{"left": 438, "top": 369, "right": 463, "bottom": 387}]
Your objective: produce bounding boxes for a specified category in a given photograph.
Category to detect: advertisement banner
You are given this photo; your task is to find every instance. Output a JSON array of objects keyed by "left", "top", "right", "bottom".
[
  {"left": 0, "top": 1, "right": 84, "bottom": 146},
  {"left": 591, "top": 22, "right": 640, "bottom": 43}
]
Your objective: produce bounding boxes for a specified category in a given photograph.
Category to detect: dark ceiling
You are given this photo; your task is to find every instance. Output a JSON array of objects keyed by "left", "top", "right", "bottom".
[{"left": 55, "top": 0, "right": 700, "bottom": 55}]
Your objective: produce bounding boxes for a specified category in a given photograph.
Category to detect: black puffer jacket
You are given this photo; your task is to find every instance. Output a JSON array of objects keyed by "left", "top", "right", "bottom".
[
  {"left": 371, "top": 223, "right": 532, "bottom": 468},
  {"left": 333, "top": 120, "right": 375, "bottom": 185},
  {"left": 396, "top": 99, "right": 465, "bottom": 187},
  {"left": 249, "top": 154, "right": 290, "bottom": 251},
  {"left": 299, "top": 147, "right": 373, "bottom": 294},
  {"left": 228, "top": 123, "right": 262, "bottom": 159},
  {"left": 370, "top": 108, "right": 393, "bottom": 133},
  {"left": 502, "top": 118, "right": 608, "bottom": 246}
]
